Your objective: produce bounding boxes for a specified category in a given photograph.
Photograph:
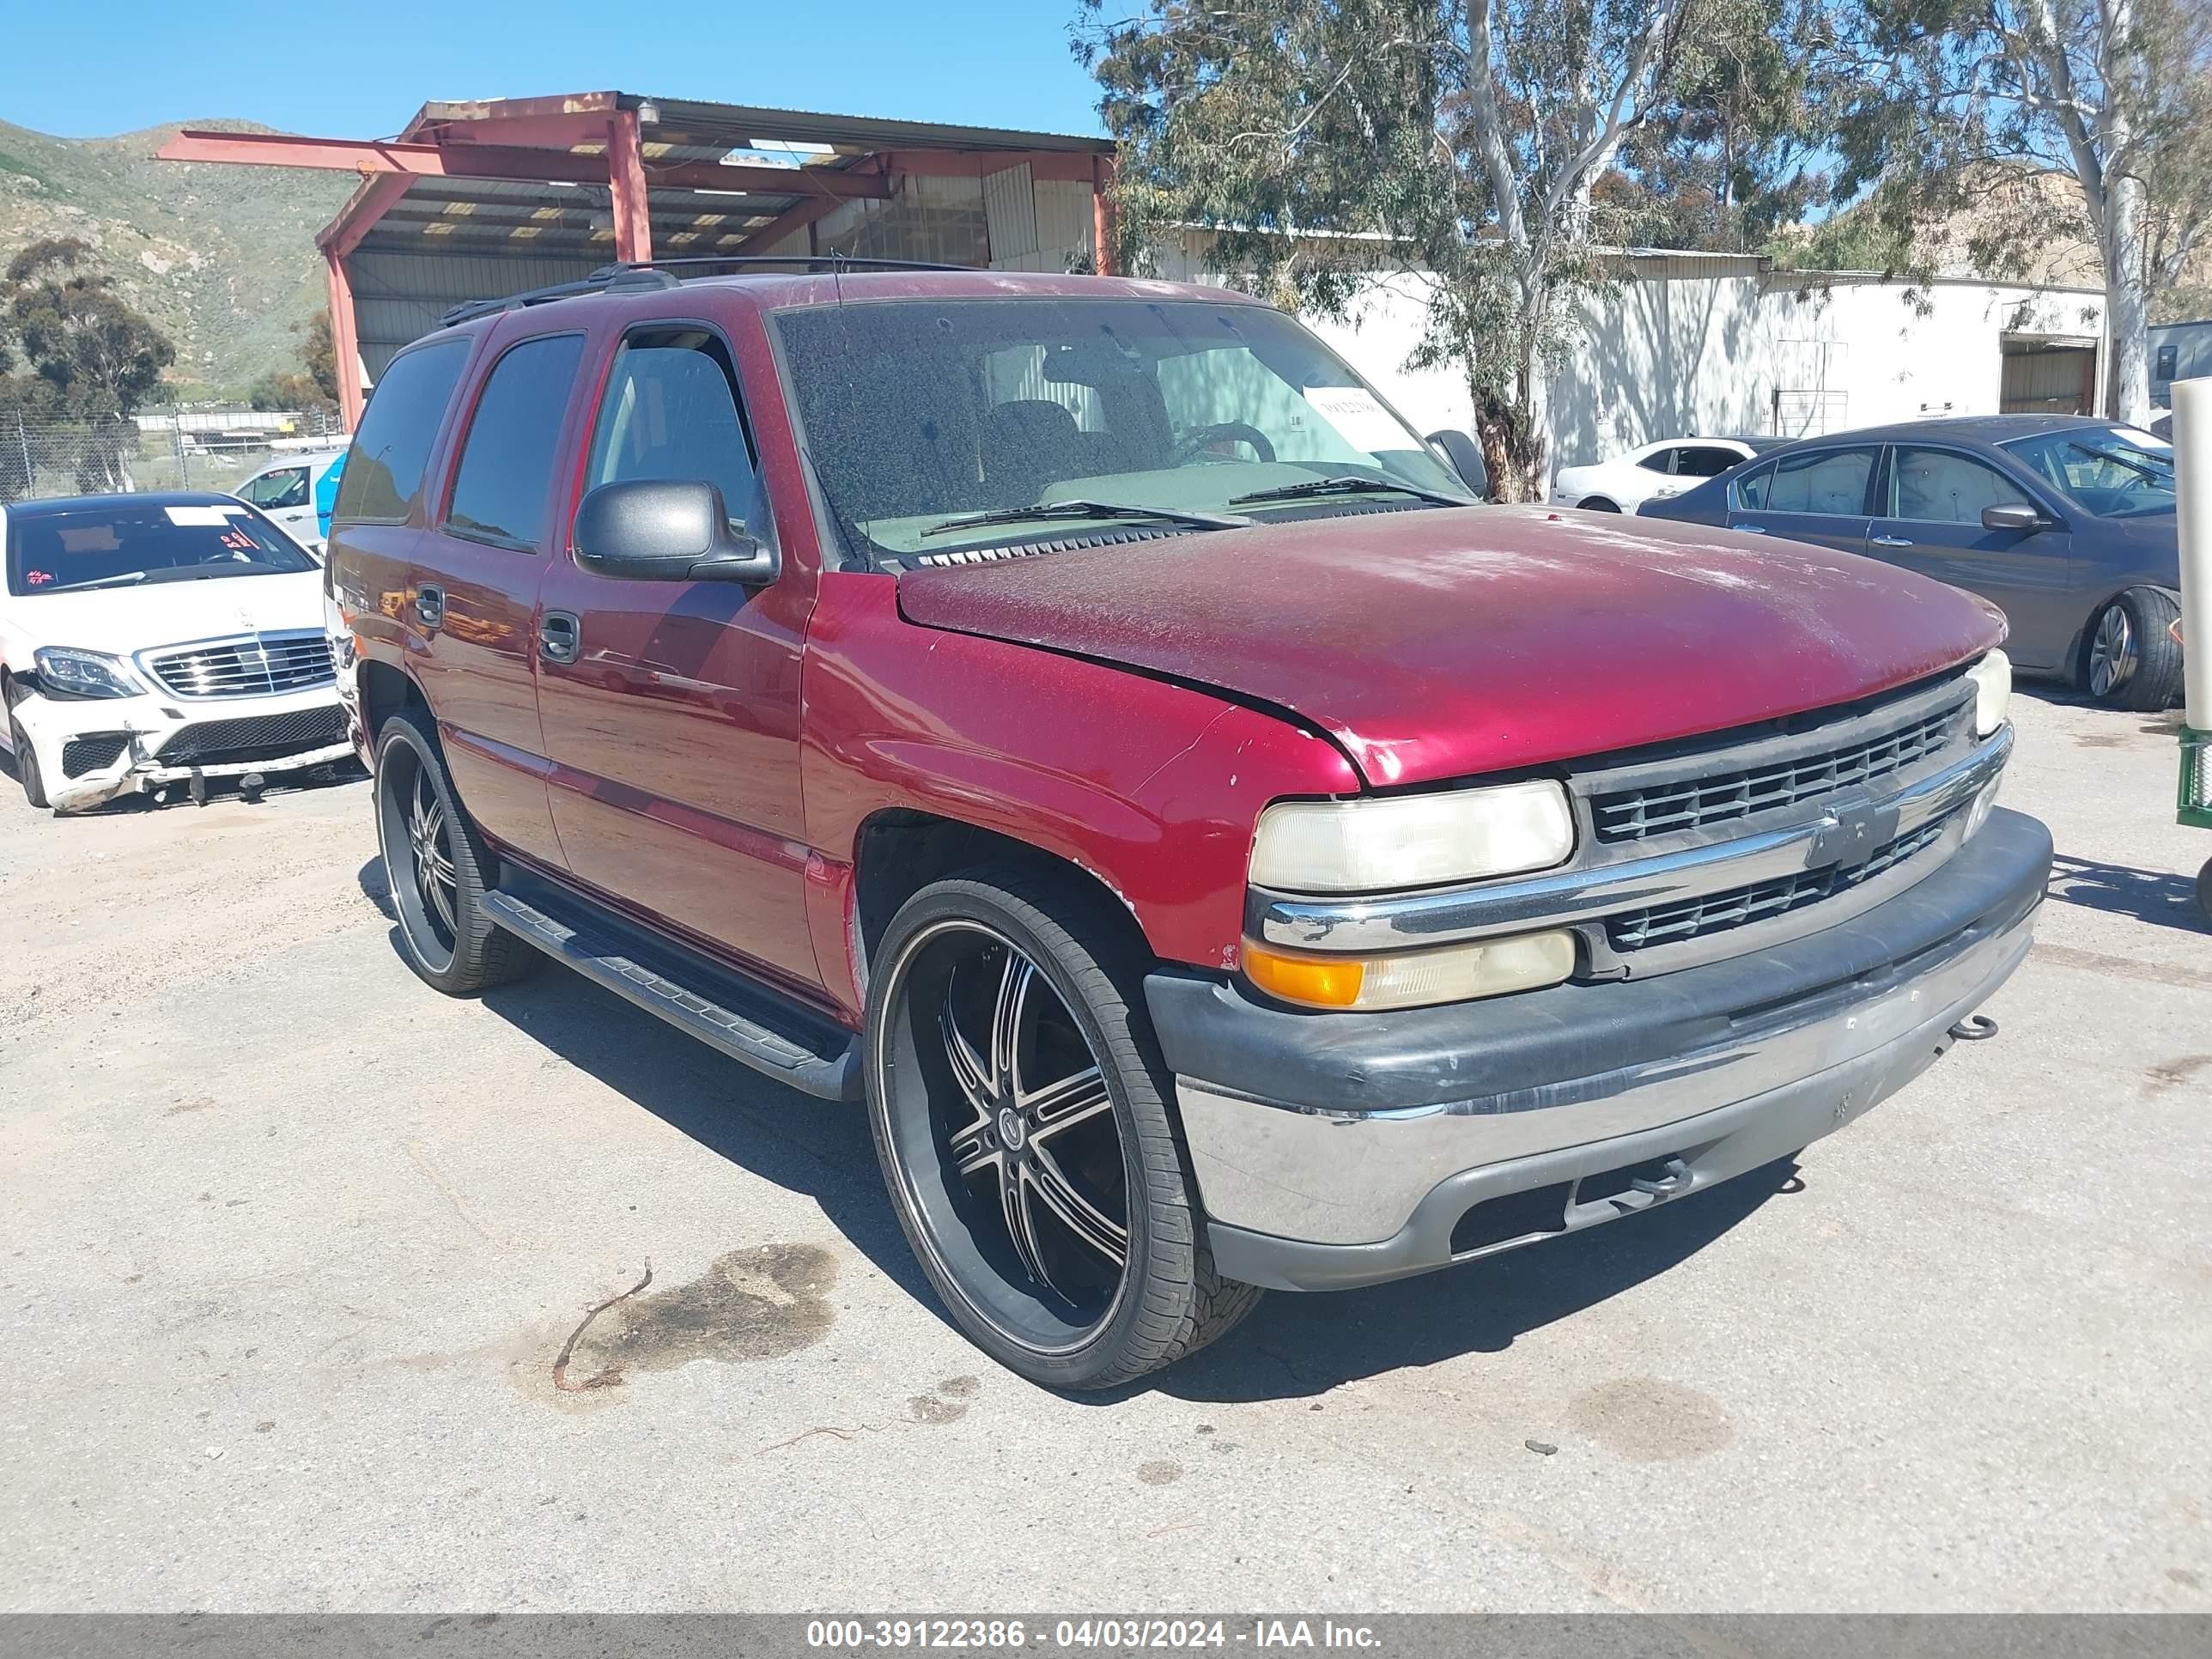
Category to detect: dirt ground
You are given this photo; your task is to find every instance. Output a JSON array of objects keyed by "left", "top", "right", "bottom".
[{"left": 2, "top": 688, "right": 2208, "bottom": 1612}]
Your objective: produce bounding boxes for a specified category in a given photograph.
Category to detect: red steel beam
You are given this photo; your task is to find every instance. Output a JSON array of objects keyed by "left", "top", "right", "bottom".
[
  {"left": 324, "top": 250, "right": 366, "bottom": 432},
  {"left": 732, "top": 193, "right": 847, "bottom": 257},
  {"left": 882, "top": 148, "right": 1103, "bottom": 184},
  {"left": 605, "top": 110, "right": 653, "bottom": 264},
  {"left": 156, "top": 130, "right": 893, "bottom": 201}
]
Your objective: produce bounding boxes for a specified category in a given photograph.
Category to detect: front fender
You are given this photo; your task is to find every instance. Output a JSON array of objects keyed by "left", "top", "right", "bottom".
[{"left": 800, "top": 572, "right": 1358, "bottom": 1011}]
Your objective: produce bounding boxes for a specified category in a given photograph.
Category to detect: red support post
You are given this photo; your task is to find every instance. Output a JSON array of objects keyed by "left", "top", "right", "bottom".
[
  {"left": 605, "top": 110, "right": 653, "bottom": 264},
  {"left": 325, "top": 251, "right": 366, "bottom": 433}
]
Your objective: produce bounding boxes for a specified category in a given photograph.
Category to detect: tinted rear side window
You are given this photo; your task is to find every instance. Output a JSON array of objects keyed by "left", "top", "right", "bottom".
[
  {"left": 1763, "top": 447, "right": 1876, "bottom": 514},
  {"left": 447, "top": 333, "right": 587, "bottom": 550},
  {"left": 333, "top": 339, "right": 471, "bottom": 525}
]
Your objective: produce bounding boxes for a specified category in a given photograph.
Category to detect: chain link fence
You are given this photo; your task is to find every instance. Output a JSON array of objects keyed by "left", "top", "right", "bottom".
[{"left": 1, "top": 405, "right": 349, "bottom": 505}]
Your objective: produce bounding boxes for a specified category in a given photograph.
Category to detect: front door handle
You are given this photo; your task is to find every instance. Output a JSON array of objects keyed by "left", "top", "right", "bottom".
[
  {"left": 415, "top": 582, "right": 444, "bottom": 630},
  {"left": 539, "top": 611, "right": 581, "bottom": 665},
  {"left": 1729, "top": 522, "right": 1767, "bottom": 534},
  {"left": 1869, "top": 534, "right": 1915, "bottom": 548}
]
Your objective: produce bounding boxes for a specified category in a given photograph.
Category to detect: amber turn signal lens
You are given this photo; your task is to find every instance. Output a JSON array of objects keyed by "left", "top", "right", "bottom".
[
  {"left": 1242, "top": 943, "right": 1367, "bottom": 1008},
  {"left": 1242, "top": 931, "right": 1576, "bottom": 1012}
]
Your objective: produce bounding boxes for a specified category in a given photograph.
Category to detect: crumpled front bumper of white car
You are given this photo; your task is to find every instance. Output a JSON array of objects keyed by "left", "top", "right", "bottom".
[{"left": 11, "top": 681, "right": 352, "bottom": 812}]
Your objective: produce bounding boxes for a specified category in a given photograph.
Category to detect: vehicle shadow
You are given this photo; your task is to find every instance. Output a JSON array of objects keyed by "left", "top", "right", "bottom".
[
  {"left": 2046, "top": 851, "right": 2210, "bottom": 934},
  {"left": 356, "top": 857, "right": 934, "bottom": 1309},
  {"left": 1138, "top": 1160, "right": 1797, "bottom": 1406},
  {"left": 357, "top": 855, "right": 1798, "bottom": 1397}
]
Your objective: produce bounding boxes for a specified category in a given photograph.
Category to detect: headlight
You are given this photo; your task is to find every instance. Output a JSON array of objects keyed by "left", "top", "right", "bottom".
[
  {"left": 1966, "top": 649, "right": 2010, "bottom": 737},
  {"left": 1243, "top": 931, "right": 1577, "bottom": 1011},
  {"left": 33, "top": 647, "right": 145, "bottom": 700},
  {"left": 1249, "top": 781, "right": 1575, "bottom": 893}
]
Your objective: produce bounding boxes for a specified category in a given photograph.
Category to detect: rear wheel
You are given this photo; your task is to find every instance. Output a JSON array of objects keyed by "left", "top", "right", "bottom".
[
  {"left": 1581, "top": 496, "right": 1621, "bottom": 512},
  {"left": 2084, "top": 586, "right": 2183, "bottom": 711},
  {"left": 865, "top": 869, "right": 1260, "bottom": 1389},
  {"left": 373, "top": 710, "right": 537, "bottom": 995}
]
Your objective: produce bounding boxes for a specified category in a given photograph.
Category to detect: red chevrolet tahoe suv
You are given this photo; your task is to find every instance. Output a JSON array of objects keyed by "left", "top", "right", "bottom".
[{"left": 326, "top": 263, "right": 2050, "bottom": 1389}]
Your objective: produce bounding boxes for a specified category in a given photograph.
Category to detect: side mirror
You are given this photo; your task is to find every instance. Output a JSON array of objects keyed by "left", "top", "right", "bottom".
[
  {"left": 1981, "top": 502, "right": 2045, "bottom": 532},
  {"left": 1427, "top": 429, "right": 1490, "bottom": 501},
  {"left": 573, "top": 479, "right": 781, "bottom": 585}
]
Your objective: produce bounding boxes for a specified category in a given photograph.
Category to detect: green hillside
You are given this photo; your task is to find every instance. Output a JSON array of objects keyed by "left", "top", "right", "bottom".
[{"left": 0, "top": 118, "right": 353, "bottom": 398}]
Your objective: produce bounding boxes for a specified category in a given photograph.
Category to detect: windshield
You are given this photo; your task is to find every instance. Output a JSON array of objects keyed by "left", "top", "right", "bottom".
[
  {"left": 1999, "top": 426, "right": 2175, "bottom": 519},
  {"left": 774, "top": 297, "right": 1472, "bottom": 562},
  {"left": 4, "top": 501, "right": 316, "bottom": 596}
]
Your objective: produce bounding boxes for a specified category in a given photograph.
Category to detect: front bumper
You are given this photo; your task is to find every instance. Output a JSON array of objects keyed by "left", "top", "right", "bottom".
[
  {"left": 1145, "top": 806, "right": 2051, "bottom": 1291},
  {"left": 10, "top": 683, "right": 351, "bottom": 812}
]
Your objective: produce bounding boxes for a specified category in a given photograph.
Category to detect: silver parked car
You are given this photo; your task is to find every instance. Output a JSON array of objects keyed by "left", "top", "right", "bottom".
[{"left": 1638, "top": 415, "right": 2184, "bottom": 710}]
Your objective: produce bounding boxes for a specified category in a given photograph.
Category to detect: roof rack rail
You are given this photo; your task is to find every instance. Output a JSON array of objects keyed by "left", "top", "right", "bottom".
[
  {"left": 435, "top": 254, "right": 981, "bottom": 329},
  {"left": 593, "top": 255, "right": 979, "bottom": 276},
  {"left": 437, "top": 266, "right": 680, "bottom": 328}
]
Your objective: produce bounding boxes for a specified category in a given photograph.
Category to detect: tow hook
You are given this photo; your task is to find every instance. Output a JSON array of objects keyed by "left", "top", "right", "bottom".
[{"left": 1948, "top": 1013, "right": 2000, "bottom": 1042}]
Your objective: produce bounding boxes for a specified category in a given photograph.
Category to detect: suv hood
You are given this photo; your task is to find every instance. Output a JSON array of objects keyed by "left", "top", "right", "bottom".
[
  {"left": 7, "top": 570, "right": 324, "bottom": 659},
  {"left": 897, "top": 506, "right": 2005, "bottom": 787}
]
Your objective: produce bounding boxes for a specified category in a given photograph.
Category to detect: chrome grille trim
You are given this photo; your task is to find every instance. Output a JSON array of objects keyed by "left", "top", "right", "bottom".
[
  {"left": 1607, "top": 811, "right": 1954, "bottom": 951},
  {"left": 1247, "top": 723, "right": 2011, "bottom": 963},
  {"left": 137, "top": 630, "right": 336, "bottom": 701},
  {"left": 1590, "top": 703, "right": 1963, "bottom": 843}
]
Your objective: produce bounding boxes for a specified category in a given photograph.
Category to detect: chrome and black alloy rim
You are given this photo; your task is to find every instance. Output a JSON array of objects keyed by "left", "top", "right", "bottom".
[
  {"left": 2089, "top": 605, "right": 2136, "bottom": 697},
  {"left": 378, "top": 746, "right": 459, "bottom": 970},
  {"left": 877, "top": 921, "right": 1132, "bottom": 1352}
]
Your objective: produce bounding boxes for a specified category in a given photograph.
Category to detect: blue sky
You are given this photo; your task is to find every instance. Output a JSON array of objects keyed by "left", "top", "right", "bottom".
[{"left": 9, "top": 1, "right": 1107, "bottom": 140}]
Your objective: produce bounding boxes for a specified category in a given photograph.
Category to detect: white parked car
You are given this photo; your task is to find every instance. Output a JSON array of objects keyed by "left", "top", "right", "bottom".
[
  {"left": 233, "top": 448, "right": 348, "bottom": 555},
  {"left": 1, "top": 492, "right": 352, "bottom": 814},
  {"left": 1552, "top": 434, "right": 1784, "bottom": 513}
]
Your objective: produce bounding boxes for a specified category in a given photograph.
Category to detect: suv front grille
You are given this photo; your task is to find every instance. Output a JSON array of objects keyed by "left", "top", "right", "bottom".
[
  {"left": 160, "top": 706, "right": 345, "bottom": 768},
  {"left": 144, "top": 632, "right": 335, "bottom": 700},
  {"left": 1605, "top": 811, "right": 1954, "bottom": 953},
  {"left": 1589, "top": 703, "right": 1965, "bottom": 844}
]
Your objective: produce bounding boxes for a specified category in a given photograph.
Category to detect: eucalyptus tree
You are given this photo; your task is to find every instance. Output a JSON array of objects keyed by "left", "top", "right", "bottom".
[
  {"left": 1827, "top": 0, "right": 2211, "bottom": 423},
  {"left": 1076, "top": 0, "right": 1823, "bottom": 495}
]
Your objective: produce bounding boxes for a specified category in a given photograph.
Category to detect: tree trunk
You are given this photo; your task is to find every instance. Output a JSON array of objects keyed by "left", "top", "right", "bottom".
[{"left": 2106, "top": 169, "right": 2153, "bottom": 427}]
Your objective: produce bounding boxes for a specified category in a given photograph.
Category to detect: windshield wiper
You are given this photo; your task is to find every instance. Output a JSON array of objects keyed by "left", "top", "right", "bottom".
[
  {"left": 1230, "top": 475, "right": 1470, "bottom": 509},
  {"left": 920, "top": 499, "right": 1251, "bottom": 538},
  {"left": 2066, "top": 441, "right": 2172, "bottom": 485},
  {"left": 63, "top": 571, "right": 150, "bottom": 591}
]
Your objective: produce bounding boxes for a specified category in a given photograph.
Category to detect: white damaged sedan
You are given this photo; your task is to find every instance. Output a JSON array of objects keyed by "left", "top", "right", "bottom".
[{"left": 1, "top": 492, "right": 352, "bottom": 814}]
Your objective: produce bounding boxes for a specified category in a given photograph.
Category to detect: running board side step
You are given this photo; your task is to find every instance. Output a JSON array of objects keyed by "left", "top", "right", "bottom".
[{"left": 483, "top": 882, "right": 860, "bottom": 1102}]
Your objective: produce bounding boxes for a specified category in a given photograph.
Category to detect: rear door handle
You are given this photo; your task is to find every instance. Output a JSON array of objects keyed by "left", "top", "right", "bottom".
[
  {"left": 1869, "top": 534, "right": 1914, "bottom": 548},
  {"left": 415, "top": 583, "right": 444, "bottom": 630},
  {"left": 539, "top": 611, "right": 581, "bottom": 665}
]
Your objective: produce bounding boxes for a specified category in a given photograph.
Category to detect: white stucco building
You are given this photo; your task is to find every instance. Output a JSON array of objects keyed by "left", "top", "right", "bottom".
[{"left": 1160, "top": 235, "right": 2112, "bottom": 479}]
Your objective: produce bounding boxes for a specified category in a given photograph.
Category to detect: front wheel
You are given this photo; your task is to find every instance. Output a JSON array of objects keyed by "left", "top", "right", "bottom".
[
  {"left": 8, "top": 714, "right": 48, "bottom": 811},
  {"left": 2085, "top": 586, "right": 2183, "bottom": 711},
  {"left": 865, "top": 869, "right": 1261, "bottom": 1389}
]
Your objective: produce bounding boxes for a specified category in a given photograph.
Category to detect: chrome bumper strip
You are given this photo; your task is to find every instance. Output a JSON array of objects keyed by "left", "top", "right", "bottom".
[
  {"left": 1182, "top": 898, "right": 2034, "bottom": 1245},
  {"left": 1249, "top": 725, "right": 2013, "bottom": 956}
]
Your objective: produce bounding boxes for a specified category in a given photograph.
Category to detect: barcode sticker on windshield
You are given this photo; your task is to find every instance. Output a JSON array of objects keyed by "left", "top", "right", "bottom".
[
  {"left": 1303, "top": 386, "right": 1409, "bottom": 453},
  {"left": 165, "top": 506, "right": 233, "bottom": 526}
]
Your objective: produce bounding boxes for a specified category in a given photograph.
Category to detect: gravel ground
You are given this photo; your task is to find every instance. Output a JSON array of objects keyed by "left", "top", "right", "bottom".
[{"left": 0, "top": 688, "right": 2207, "bottom": 1613}]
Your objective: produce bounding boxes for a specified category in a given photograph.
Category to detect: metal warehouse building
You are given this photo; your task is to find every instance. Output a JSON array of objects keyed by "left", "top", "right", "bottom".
[{"left": 160, "top": 91, "right": 1118, "bottom": 428}]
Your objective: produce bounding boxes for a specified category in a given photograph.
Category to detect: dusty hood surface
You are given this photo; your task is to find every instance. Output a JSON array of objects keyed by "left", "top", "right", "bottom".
[
  {"left": 897, "top": 506, "right": 2006, "bottom": 787},
  {"left": 6, "top": 570, "right": 325, "bottom": 658}
]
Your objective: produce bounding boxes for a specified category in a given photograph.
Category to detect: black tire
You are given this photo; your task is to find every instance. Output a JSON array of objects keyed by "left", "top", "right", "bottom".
[
  {"left": 2197, "top": 857, "right": 2212, "bottom": 927},
  {"left": 4, "top": 679, "right": 48, "bottom": 811},
  {"left": 373, "top": 709, "right": 537, "bottom": 996},
  {"left": 2084, "top": 586, "right": 2183, "bottom": 711},
  {"left": 1581, "top": 496, "right": 1621, "bottom": 512},
  {"left": 865, "top": 867, "right": 1261, "bottom": 1389}
]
